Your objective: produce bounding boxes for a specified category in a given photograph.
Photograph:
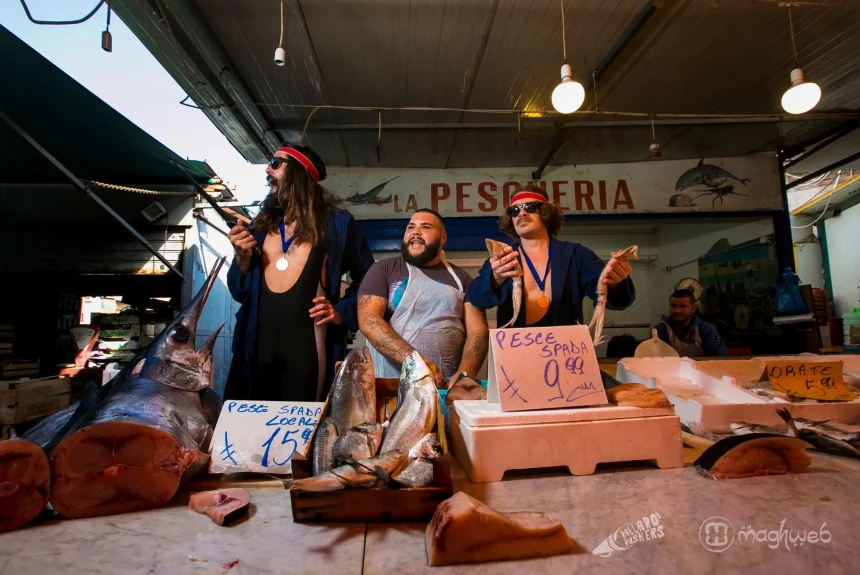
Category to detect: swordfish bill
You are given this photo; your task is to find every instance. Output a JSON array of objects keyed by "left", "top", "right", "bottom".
[
  {"left": 48, "top": 260, "right": 226, "bottom": 520},
  {"left": 139, "top": 257, "right": 226, "bottom": 391}
]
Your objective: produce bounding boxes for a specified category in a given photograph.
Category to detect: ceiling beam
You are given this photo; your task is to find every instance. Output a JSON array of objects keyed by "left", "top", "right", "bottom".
[
  {"left": 783, "top": 121, "right": 860, "bottom": 169},
  {"left": 786, "top": 150, "right": 860, "bottom": 190}
]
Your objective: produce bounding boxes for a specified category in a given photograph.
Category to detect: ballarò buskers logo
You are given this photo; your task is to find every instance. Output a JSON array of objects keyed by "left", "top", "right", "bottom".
[{"left": 593, "top": 512, "right": 665, "bottom": 557}]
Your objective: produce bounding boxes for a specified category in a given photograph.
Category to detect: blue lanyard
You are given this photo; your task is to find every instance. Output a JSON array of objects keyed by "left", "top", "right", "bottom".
[
  {"left": 520, "top": 242, "right": 551, "bottom": 291},
  {"left": 279, "top": 220, "right": 295, "bottom": 254}
]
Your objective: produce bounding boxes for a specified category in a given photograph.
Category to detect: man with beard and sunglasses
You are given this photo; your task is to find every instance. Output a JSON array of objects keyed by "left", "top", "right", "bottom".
[
  {"left": 225, "top": 145, "right": 374, "bottom": 402},
  {"left": 357, "top": 209, "right": 489, "bottom": 390},
  {"left": 469, "top": 184, "right": 635, "bottom": 329}
]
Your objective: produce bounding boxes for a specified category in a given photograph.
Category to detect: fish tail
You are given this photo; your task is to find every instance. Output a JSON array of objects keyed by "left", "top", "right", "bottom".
[{"left": 776, "top": 408, "right": 799, "bottom": 438}]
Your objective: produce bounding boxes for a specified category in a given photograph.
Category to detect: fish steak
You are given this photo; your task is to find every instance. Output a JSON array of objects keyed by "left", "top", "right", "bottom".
[{"left": 694, "top": 433, "right": 812, "bottom": 480}]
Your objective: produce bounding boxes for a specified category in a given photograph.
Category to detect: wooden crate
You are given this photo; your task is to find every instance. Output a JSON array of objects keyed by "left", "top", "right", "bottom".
[
  {"left": 1, "top": 394, "right": 70, "bottom": 425},
  {"left": 0, "top": 376, "right": 71, "bottom": 405},
  {"left": 289, "top": 377, "right": 453, "bottom": 522},
  {"left": 2, "top": 358, "right": 39, "bottom": 379}
]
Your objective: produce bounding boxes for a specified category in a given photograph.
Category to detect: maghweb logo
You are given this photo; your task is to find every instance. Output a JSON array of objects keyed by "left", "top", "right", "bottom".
[{"left": 699, "top": 517, "right": 833, "bottom": 552}]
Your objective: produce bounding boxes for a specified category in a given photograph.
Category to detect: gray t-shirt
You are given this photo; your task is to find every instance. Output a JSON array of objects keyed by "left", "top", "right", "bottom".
[{"left": 358, "top": 255, "right": 472, "bottom": 322}]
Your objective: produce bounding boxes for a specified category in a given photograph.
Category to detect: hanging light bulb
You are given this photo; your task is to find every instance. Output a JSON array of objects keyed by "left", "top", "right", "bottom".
[
  {"left": 649, "top": 117, "right": 661, "bottom": 159},
  {"left": 781, "top": 7, "right": 821, "bottom": 115},
  {"left": 551, "top": 1, "right": 585, "bottom": 114},
  {"left": 101, "top": 0, "right": 112, "bottom": 53},
  {"left": 274, "top": 0, "right": 286, "bottom": 66}
]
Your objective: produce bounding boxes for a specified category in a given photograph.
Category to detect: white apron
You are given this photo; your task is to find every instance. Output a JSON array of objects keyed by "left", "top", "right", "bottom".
[
  {"left": 658, "top": 320, "right": 704, "bottom": 357},
  {"left": 368, "top": 262, "right": 466, "bottom": 377}
]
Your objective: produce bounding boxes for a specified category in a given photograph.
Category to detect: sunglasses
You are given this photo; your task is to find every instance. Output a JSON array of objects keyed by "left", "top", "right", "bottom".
[
  {"left": 268, "top": 156, "right": 289, "bottom": 170},
  {"left": 506, "top": 201, "right": 543, "bottom": 218}
]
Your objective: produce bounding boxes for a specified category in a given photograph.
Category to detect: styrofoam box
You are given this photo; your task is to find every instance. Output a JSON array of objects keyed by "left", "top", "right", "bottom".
[{"left": 616, "top": 355, "right": 860, "bottom": 433}]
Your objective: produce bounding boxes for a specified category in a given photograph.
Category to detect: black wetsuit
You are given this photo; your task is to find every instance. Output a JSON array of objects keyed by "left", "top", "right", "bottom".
[{"left": 252, "top": 244, "right": 326, "bottom": 401}]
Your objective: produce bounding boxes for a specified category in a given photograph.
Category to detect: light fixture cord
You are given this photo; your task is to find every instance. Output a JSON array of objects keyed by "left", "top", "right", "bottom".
[
  {"left": 788, "top": 6, "right": 799, "bottom": 66},
  {"left": 279, "top": 0, "right": 284, "bottom": 49},
  {"left": 106, "top": 0, "right": 111, "bottom": 30},
  {"left": 651, "top": 116, "right": 656, "bottom": 141},
  {"left": 592, "top": 70, "right": 598, "bottom": 113},
  {"left": 560, "top": 0, "right": 567, "bottom": 63}
]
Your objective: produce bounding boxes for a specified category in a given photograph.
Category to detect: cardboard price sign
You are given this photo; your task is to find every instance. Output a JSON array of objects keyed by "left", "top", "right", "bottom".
[
  {"left": 209, "top": 400, "right": 324, "bottom": 475},
  {"left": 764, "top": 361, "right": 857, "bottom": 402},
  {"left": 487, "top": 325, "right": 607, "bottom": 412}
]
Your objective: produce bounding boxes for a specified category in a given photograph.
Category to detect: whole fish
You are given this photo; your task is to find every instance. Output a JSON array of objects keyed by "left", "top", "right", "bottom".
[
  {"left": 749, "top": 388, "right": 800, "bottom": 403},
  {"left": 380, "top": 352, "right": 438, "bottom": 454},
  {"left": 394, "top": 433, "right": 443, "bottom": 488},
  {"left": 588, "top": 246, "right": 638, "bottom": 346},
  {"left": 485, "top": 239, "right": 521, "bottom": 329},
  {"left": 47, "top": 259, "right": 226, "bottom": 520},
  {"left": 730, "top": 422, "right": 783, "bottom": 436},
  {"left": 329, "top": 347, "right": 377, "bottom": 436},
  {"left": 311, "top": 418, "right": 338, "bottom": 476},
  {"left": 408, "top": 432, "right": 442, "bottom": 461},
  {"left": 791, "top": 417, "right": 860, "bottom": 442},
  {"left": 777, "top": 408, "right": 860, "bottom": 460},
  {"left": 675, "top": 159, "right": 750, "bottom": 192},
  {"left": 331, "top": 422, "right": 383, "bottom": 464},
  {"left": 292, "top": 450, "right": 408, "bottom": 492}
]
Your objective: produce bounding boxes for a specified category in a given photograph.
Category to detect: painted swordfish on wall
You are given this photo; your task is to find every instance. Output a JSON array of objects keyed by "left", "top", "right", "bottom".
[
  {"left": 344, "top": 176, "right": 397, "bottom": 205},
  {"left": 670, "top": 159, "right": 751, "bottom": 209}
]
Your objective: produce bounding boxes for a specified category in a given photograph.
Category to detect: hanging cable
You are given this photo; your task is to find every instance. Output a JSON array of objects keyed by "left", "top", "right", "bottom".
[
  {"left": 791, "top": 170, "right": 842, "bottom": 229},
  {"left": 788, "top": 6, "right": 799, "bottom": 67},
  {"left": 592, "top": 70, "right": 599, "bottom": 113},
  {"left": 559, "top": 0, "right": 567, "bottom": 63},
  {"left": 376, "top": 111, "right": 382, "bottom": 163},
  {"left": 101, "top": 0, "right": 113, "bottom": 52},
  {"left": 19, "top": 0, "right": 105, "bottom": 25},
  {"left": 301, "top": 106, "right": 321, "bottom": 141}
]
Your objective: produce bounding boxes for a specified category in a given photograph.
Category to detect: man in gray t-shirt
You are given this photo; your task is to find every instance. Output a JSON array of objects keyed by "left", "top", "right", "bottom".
[{"left": 357, "top": 209, "right": 489, "bottom": 388}]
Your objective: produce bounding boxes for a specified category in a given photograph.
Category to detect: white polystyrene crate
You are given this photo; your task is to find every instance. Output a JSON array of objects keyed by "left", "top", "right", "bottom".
[{"left": 616, "top": 356, "right": 860, "bottom": 433}]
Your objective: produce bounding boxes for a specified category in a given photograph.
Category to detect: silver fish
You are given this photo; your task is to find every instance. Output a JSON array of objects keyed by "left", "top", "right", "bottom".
[
  {"left": 485, "top": 239, "right": 521, "bottom": 329},
  {"left": 380, "top": 352, "right": 437, "bottom": 453},
  {"left": 778, "top": 408, "right": 860, "bottom": 460},
  {"left": 792, "top": 417, "right": 860, "bottom": 443},
  {"left": 292, "top": 450, "right": 408, "bottom": 492},
  {"left": 331, "top": 422, "right": 383, "bottom": 464},
  {"left": 730, "top": 422, "right": 783, "bottom": 436},
  {"left": 408, "top": 432, "right": 442, "bottom": 461},
  {"left": 749, "top": 388, "right": 800, "bottom": 403},
  {"left": 588, "top": 246, "right": 638, "bottom": 346},
  {"left": 393, "top": 459, "right": 434, "bottom": 488},
  {"left": 329, "top": 348, "right": 377, "bottom": 436},
  {"left": 311, "top": 418, "right": 338, "bottom": 476}
]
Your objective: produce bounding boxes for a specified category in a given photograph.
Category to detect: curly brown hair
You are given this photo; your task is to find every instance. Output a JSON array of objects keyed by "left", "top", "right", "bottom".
[
  {"left": 498, "top": 184, "right": 564, "bottom": 239},
  {"left": 252, "top": 145, "right": 337, "bottom": 246}
]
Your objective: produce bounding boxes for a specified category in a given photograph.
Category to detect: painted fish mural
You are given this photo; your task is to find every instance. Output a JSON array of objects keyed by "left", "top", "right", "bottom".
[
  {"left": 672, "top": 160, "right": 750, "bottom": 208},
  {"left": 344, "top": 176, "right": 397, "bottom": 205}
]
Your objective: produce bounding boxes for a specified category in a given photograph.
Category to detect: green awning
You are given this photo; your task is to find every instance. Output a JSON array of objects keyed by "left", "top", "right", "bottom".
[{"left": 0, "top": 25, "right": 208, "bottom": 186}]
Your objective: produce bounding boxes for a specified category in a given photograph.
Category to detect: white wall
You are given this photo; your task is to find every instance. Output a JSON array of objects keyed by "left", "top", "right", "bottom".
[{"left": 824, "top": 203, "right": 860, "bottom": 316}]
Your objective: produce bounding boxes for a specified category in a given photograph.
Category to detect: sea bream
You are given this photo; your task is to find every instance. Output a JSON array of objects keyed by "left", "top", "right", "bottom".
[
  {"left": 326, "top": 347, "right": 377, "bottom": 462},
  {"left": 485, "top": 239, "right": 521, "bottom": 329},
  {"left": 588, "top": 246, "right": 638, "bottom": 346},
  {"left": 777, "top": 408, "right": 860, "bottom": 460},
  {"left": 47, "top": 259, "right": 226, "bottom": 519},
  {"left": 379, "top": 352, "right": 438, "bottom": 454}
]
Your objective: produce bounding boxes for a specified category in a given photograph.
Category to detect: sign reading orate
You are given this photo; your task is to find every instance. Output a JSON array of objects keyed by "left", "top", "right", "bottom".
[
  {"left": 209, "top": 400, "right": 324, "bottom": 475},
  {"left": 764, "top": 361, "right": 856, "bottom": 402},
  {"left": 487, "top": 325, "right": 607, "bottom": 412}
]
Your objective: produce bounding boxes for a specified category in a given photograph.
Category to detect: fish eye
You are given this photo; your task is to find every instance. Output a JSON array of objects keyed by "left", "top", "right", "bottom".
[{"left": 172, "top": 326, "right": 191, "bottom": 342}]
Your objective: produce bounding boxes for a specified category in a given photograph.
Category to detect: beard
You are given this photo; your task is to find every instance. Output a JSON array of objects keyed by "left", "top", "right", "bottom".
[{"left": 401, "top": 238, "right": 441, "bottom": 266}]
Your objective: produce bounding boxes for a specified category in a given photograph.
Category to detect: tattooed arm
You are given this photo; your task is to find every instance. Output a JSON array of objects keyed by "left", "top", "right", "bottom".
[
  {"left": 455, "top": 303, "right": 489, "bottom": 378},
  {"left": 357, "top": 294, "right": 415, "bottom": 365}
]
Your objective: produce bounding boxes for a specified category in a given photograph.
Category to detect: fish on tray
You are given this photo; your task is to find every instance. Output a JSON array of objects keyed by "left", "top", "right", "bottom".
[
  {"left": 327, "top": 347, "right": 377, "bottom": 463},
  {"left": 777, "top": 408, "right": 860, "bottom": 460},
  {"left": 189, "top": 488, "right": 250, "bottom": 526},
  {"left": 694, "top": 433, "right": 813, "bottom": 480},
  {"left": 311, "top": 418, "right": 338, "bottom": 476},
  {"left": 292, "top": 450, "right": 408, "bottom": 492},
  {"left": 331, "top": 422, "right": 383, "bottom": 465},
  {"left": 425, "top": 492, "right": 573, "bottom": 566},
  {"left": 46, "top": 259, "right": 226, "bottom": 520},
  {"left": 605, "top": 383, "right": 672, "bottom": 409},
  {"left": 394, "top": 432, "right": 443, "bottom": 489},
  {"left": 485, "top": 239, "right": 521, "bottom": 329},
  {"left": 379, "top": 352, "right": 438, "bottom": 454},
  {"left": 588, "top": 245, "right": 638, "bottom": 346}
]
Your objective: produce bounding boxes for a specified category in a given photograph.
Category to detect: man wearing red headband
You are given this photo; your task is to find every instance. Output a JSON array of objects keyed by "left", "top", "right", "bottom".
[
  {"left": 225, "top": 145, "right": 374, "bottom": 402},
  {"left": 469, "top": 184, "right": 635, "bottom": 329}
]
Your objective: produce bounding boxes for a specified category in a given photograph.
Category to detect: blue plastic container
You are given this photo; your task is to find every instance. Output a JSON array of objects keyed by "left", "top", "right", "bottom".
[{"left": 437, "top": 379, "right": 488, "bottom": 433}]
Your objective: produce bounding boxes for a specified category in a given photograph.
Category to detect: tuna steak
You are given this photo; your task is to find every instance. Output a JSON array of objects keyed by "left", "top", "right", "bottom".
[
  {"left": 48, "top": 259, "right": 226, "bottom": 519},
  {"left": 189, "top": 488, "right": 250, "bottom": 526}
]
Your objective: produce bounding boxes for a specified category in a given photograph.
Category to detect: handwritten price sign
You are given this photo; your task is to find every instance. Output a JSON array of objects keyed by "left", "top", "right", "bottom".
[
  {"left": 487, "top": 325, "right": 608, "bottom": 412},
  {"left": 765, "top": 361, "right": 857, "bottom": 402},
  {"left": 208, "top": 401, "right": 324, "bottom": 475}
]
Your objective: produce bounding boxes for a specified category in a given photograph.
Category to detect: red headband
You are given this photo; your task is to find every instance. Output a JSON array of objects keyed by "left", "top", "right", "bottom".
[
  {"left": 277, "top": 147, "right": 320, "bottom": 182},
  {"left": 511, "top": 191, "right": 547, "bottom": 204}
]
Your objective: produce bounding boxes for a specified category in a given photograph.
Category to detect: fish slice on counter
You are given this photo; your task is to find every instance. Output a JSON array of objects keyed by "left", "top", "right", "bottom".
[
  {"left": 605, "top": 383, "right": 672, "bottom": 409},
  {"left": 292, "top": 450, "right": 408, "bottom": 492},
  {"left": 694, "top": 433, "right": 813, "bottom": 480},
  {"left": 47, "top": 259, "right": 226, "bottom": 519},
  {"left": 485, "top": 239, "right": 521, "bottom": 329},
  {"left": 425, "top": 492, "right": 574, "bottom": 566},
  {"left": 588, "top": 245, "right": 638, "bottom": 346},
  {"left": 189, "top": 488, "right": 250, "bottom": 526},
  {"left": 777, "top": 408, "right": 860, "bottom": 460}
]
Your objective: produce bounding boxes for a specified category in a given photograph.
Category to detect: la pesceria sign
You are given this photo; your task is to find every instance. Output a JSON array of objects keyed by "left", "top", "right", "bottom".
[{"left": 326, "top": 153, "right": 781, "bottom": 219}]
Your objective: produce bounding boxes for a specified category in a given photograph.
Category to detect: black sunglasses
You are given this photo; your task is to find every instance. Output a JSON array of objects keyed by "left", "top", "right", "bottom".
[
  {"left": 269, "top": 156, "right": 288, "bottom": 170},
  {"left": 506, "top": 201, "right": 543, "bottom": 218}
]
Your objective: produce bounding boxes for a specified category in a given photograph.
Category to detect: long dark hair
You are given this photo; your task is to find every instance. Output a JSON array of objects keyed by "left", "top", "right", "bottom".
[{"left": 252, "top": 145, "right": 337, "bottom": 246}]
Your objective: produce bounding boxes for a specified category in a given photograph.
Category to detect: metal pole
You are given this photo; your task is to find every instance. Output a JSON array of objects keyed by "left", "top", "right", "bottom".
[{"left": 0, "top": 109, "right": 184, "bottom": 278}]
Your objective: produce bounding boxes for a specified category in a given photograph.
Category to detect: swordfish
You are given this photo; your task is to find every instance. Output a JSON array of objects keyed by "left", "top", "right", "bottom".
[{"left": 47, "top": 259, "right": 226, "bottom": 519}]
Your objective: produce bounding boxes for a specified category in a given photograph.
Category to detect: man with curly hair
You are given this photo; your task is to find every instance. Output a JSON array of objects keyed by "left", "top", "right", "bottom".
[{"left": 469, "top": 184, "right": 636, "bottom": 328}]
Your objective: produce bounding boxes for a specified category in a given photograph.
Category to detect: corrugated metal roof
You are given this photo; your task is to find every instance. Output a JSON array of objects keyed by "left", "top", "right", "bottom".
[{"left": 115, "top": 0, "right": 860, "bottom": 169}]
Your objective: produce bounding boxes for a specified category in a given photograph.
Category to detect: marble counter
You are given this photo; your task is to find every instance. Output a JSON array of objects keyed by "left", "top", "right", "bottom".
[{"left": 3, "top": 453, "right": 860, "bottom": 574}]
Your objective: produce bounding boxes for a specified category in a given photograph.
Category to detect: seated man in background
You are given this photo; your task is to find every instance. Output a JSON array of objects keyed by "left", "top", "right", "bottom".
[
  {"left": 357, "top": 209, "right": 489, "bottom": 391},
  {"left": 655, "top": 289, "right": 727, "bottom": 357}
]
